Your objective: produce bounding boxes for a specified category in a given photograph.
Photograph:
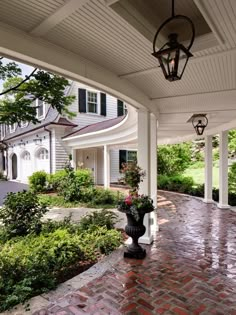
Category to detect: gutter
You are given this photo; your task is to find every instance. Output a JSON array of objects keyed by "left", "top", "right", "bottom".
[{"left": 44, "top": 127, "right": 52, "bottom": 174}]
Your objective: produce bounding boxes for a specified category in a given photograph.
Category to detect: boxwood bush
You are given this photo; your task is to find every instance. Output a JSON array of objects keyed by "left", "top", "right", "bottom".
[
  {"left": 158, "top": 174, "right": 236, "bottom": 206},
  {"left": 158, "top": 174, "right": 194, "bottom": 194},
  {"left": 29, "top": 170, "right": 48, "bottom": 193}
]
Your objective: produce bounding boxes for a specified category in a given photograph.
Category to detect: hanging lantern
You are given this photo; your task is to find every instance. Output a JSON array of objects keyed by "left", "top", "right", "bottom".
[
  {"left": 192, "top": 114, "right": 208, "bottom": 136},
  {"left": 152, "top": 0, "right": 195, "bottom": 81}
]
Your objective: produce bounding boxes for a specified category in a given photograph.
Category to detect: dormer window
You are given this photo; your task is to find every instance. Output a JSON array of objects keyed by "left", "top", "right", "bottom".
[
  {"left": 9, "top": 123, "right": 16, "bottom": 133},
  {"left": 87, "top": 91, "right": 98, "bottom": 114},
  {"left": 37, "top": 99, "right": 45, "bottom": 120}
]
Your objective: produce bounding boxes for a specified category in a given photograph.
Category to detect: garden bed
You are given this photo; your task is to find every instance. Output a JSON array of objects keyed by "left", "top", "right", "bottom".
[{"left": 0, "top": 192, "right": 123, "bottom": 312}]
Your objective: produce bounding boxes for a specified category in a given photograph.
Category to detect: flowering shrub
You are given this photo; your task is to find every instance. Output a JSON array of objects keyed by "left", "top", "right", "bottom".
[
  {"left": 118, "top": 163, "right": 154, "bottom": 221},
  {"left": 117, "top": 194, "right": 154, "bottom": 221},
  {"left": 120, "top": 162, "right": 145, "bottom": 194}
]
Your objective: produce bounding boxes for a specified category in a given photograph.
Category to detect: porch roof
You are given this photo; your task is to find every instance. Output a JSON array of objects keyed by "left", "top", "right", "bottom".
[
  {"left": 0, "top": 1, "right": 236, "bottom": 143},
  {"left": 63, "top": 115, "right": 125, "bottom": 139}
]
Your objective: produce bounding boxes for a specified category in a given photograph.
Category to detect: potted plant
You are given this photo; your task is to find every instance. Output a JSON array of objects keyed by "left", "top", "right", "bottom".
[{"left": 117, "top": 163, "right": 154, "bottom": 259}]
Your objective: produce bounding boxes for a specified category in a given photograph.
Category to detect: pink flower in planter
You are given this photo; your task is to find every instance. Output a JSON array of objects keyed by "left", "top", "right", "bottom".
[{"left": 125, "top": 195, "right": 132, "bottom": 206}]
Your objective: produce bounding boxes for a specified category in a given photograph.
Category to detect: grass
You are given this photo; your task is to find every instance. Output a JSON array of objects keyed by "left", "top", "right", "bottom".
[
  {"left": 38, "top": 193, "right": 117, "bottom": 209},
  {"left": 184, "top": 165, "right": 219, "bottom": 188}
]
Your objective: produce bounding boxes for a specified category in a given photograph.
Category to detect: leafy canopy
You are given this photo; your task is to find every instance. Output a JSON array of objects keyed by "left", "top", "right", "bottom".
[{"left": 0, "top": 59, "right": 75, "bottom": 124}]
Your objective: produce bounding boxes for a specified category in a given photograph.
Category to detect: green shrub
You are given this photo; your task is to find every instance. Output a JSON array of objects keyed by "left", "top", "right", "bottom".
[
  {"left": 158, "top": 174, "right": 194, "bottom": 194},
  {"left": 75, "top": 169, "right": 94, "bottom": 187},
  {"left": 158, "top": 143, "right": 192, "bottom": 176},
  {"left": 47, "top": 169, "right": 67, "bottom": 191},
  {"left": 57, "top": 167, "right": 81, "bottom": 202},
  {"left": 0, "top": 191, "right": 47, "bottom": 237},
  {"left": 229, "top": 162, "right": 236, "bottom": 193},
  {"left": 77, "top": 226, "right": 122, "bottom": 256},
  {"left": 79, "top": 209, "right": 118, "bottom": 231},
  {"left": 29, "top": 171, "right": 48, "bottom": 192},
  {"left": 0, "top": 170, "right": 6, "bottom": 181},
  {"left": 48, "top": 169, "right": 93, "bottom": 193},
  {"left": 80, "top": 187, "right": 122, "bottom": 206},
  {"left": 0, "top": 229, "right": 84, "bottom": 311}
]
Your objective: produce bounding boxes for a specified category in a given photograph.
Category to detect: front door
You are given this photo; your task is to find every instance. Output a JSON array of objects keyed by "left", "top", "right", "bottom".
[
  {"left": 83, "top": 150, "right": 95, "bottom": 180},
  {"left": 12, "top": 154, "right": 17, "bottom": 179}
]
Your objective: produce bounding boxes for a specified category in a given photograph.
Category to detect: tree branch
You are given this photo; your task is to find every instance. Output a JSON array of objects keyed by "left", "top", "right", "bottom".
[{"left": 0, "top": 68, "right": 38, "bottom": 96}]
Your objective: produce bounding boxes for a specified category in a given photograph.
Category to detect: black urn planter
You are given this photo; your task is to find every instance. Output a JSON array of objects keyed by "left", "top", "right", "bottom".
[{"left": 124, "top": 213, "right": 146, "bottom": 259}]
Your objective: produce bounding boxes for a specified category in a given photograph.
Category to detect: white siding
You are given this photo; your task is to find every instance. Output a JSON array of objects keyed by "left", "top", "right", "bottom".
[
  {"left": 53, "top": 127, "right": 71, "bottom": 171},
  {"left": 110, "top": 149, "right": 121, "bottom": 183},
  {"left": 7, "top": 130, "right": 50, "bottom": 183},
  {"left": 68, "top": 82, "right": 119, "bottom": 129}
]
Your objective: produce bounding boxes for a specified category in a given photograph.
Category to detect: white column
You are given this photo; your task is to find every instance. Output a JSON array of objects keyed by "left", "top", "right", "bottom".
[
  {"left": 137, "top": 109, "right": 153, "bottom": 244},
  {"left": 218, "top": 131, "right": 230, "bottom": 209},
  {"left": 150, "top": 113, "right": 158, "bottom": 233},
  {"left": 104, "top": 145, "right": 110, "bottom": 188},
  {"left": 204, "top": 135, "right": 213, "bottom": 203},
  {"left": 71, "top": 148, "right": 76, "bottom": 169}
]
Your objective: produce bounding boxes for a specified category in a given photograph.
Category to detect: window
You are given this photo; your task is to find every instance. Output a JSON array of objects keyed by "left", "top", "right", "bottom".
[
  {"left": 9, "top": 123, "right": 16, "bottom": 133},
  {"left": 37, "top": 99, "right": 45, "bottom": 119},
  {"left": 20, "top": 121, "right": 28, "bottom": 128},
  {"left": 38, "top": 148, "right": 49, "bottom": 160},
  {"left": 22, "top": 151, "right": 31, "bottom": 160},
  {"left": 127, "top": 150, "right": 137, "bottom": 164},
  {"left": 119, "top": 150, "right": 137, "bottom": 171},
  {"left": 87, "top": 91, "right": 98, "bottom": 114}
]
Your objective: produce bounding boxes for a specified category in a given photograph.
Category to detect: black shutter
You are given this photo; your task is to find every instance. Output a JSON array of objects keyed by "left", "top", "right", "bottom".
[
  {"left": 79, "top": 89, "right": 86, "bottom": 113},
  {"left": 119, "top": 150, "right": 127, "bottom": 171},
  {"left": 117, "top": 100, "right": 124, "bottom": 117},
  {"left": 100, "top": 93, "right": 107, "bottom": 116}
]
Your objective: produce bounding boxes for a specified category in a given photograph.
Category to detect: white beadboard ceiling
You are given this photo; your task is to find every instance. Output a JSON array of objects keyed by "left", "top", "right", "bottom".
[{"left": 0, "top": 0, "right": 236, "bottom": 143}]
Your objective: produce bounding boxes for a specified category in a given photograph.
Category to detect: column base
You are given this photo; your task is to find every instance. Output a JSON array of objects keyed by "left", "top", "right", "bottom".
[
  {"left": 139, "top": 235, "right": 154, "bottom": 245},
  {"left": 203, "top": 199, "right": 214, "bottom": 204},
  {"left": 217, "top": 203, "right": 230, "bottom": 209}
]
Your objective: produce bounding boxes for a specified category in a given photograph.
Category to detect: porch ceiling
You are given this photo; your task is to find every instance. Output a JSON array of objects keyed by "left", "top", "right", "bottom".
[{"left": 0, "top": 0, "right": 236, "bottom": 143}]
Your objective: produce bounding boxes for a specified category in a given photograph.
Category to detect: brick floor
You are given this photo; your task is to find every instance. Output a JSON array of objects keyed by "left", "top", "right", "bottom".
[{"left": 34, "top": 191, "right": 236, "bottom": 314}]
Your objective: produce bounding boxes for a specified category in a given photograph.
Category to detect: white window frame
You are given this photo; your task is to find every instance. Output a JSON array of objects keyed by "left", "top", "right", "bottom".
[
  {"left": 37, "top": 99, "right": 45, "bottom": 120},
  {"left": 20, "top": 121, "right": 28, "bottom": 128},
  {"left": 127, "top": 150, "right": 137, "bottom": 164},
  {"left": 9, "top": 123, "right": 16, "bottom": 133},
  {"left": 38, "top": 148, "right": 49, "bottom": 160},
  {"left": 86, "top": 90, "right": 99, "bottom": 114},
  {"left": 22, "top": 151, "right": 31, "bottom": 160}
]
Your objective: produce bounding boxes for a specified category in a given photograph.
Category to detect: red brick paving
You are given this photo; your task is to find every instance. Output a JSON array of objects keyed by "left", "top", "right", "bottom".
[{"left": 34, "top": 192, "right": 236, "bottom": 314}]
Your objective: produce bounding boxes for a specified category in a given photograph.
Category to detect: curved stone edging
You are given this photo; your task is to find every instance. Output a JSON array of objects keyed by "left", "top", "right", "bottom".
[{"left": 1, "top": 247, "right": 125, "bottom": 315}]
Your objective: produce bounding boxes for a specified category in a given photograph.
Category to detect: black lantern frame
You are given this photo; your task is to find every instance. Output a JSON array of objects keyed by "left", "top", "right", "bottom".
[
  {"left": 192, "top": 114, "right": 208, "bottom": 136},
  {"left": 152, "top": 0, "right": 195, "bottom": 81}
]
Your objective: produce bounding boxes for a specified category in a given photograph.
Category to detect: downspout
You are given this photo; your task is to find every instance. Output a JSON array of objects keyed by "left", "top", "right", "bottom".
[
  {"left": 0, "top": 140, "right": 8, "bottom": 178},
  {"left": 44, "top": 127, "right": 52, "bottom": 174}
]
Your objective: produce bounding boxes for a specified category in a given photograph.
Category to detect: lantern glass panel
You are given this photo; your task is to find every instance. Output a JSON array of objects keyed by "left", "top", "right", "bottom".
[{"left": 177, "top": 48, "right": 189, "bottom": 78}]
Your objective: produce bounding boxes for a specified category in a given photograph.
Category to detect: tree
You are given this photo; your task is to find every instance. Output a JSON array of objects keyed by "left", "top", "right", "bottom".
[
  {"left": 0, "top": 58, "right": 75, "bottom": 124},
  {"left": 158, "top": 143, "right": 192, "bottom": 176}
]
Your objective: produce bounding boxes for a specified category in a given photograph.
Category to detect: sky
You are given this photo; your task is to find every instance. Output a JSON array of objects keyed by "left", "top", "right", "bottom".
[{"left": 0, "top": 57, "right": 34, "bottom": 91}]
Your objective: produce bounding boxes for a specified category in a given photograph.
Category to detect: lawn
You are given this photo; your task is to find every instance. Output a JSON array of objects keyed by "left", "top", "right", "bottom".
[{"left": 184, "top": 166, "right": 219, "bottom": 188}]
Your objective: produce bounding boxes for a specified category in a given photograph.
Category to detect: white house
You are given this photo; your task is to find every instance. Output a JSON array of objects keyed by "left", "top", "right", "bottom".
[{"left": 0, "top": 82, "right": 137, "bottom": 185}]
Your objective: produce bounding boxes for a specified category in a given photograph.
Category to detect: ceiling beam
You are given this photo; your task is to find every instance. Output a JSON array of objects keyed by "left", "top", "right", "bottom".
[
  {"left": 30, "top": 0, "right": 90, "bottom": 37},
  {"left": 103, "top": 0, "right": 120, "bottom": 6},
  {"left": 193, "top": 0, "right": 224, "bottom": 45}
]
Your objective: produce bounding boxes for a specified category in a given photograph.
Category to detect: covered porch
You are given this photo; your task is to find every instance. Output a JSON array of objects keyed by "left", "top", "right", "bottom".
[
  {"left": 33, "top": 190, "right": 236, "bottom": 314},
  {"left": 1, "top": 0, "right": 236, "bottom": 313}
]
